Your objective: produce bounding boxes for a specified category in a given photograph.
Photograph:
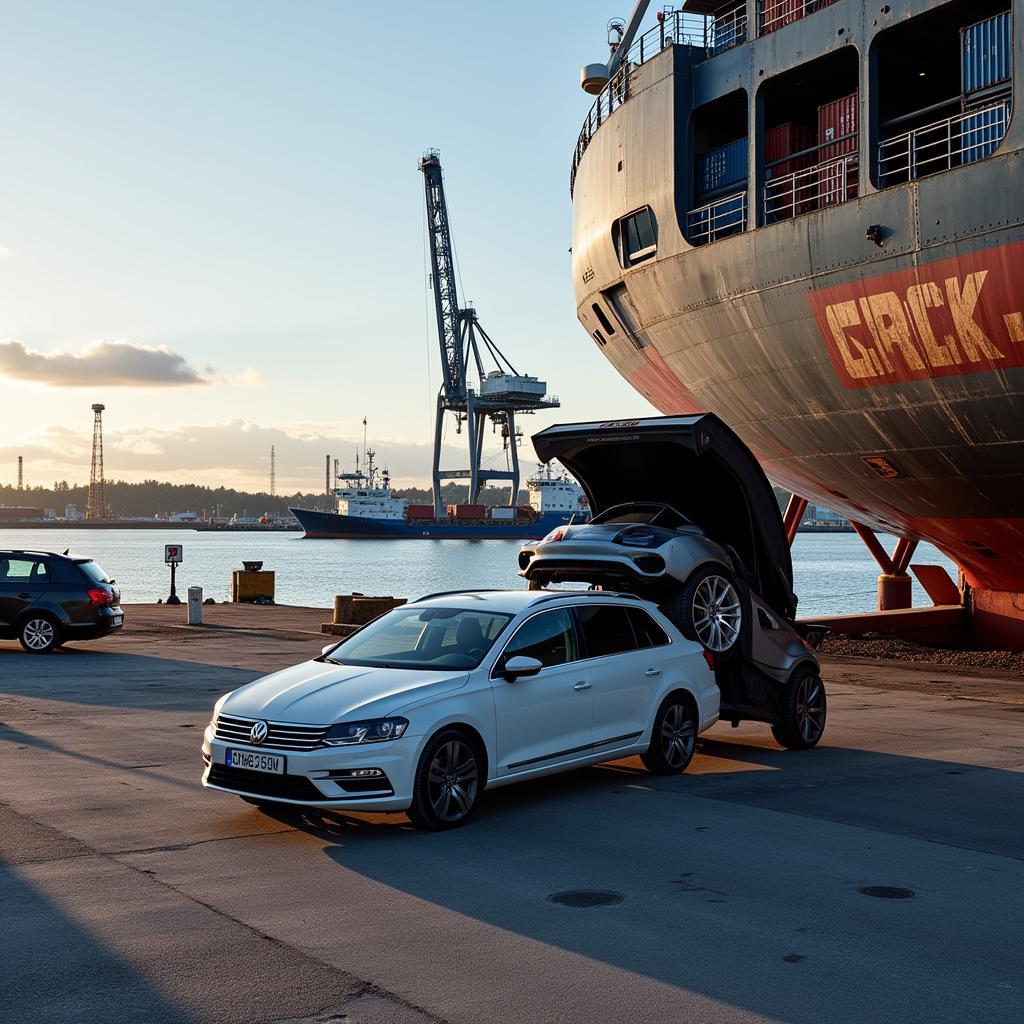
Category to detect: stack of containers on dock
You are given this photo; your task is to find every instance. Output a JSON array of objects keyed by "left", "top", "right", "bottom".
[
  {"left": 692, "top": 137, "right": 747, "bottom": 239},
  {"left": 765, "top": 122, "right": 816, "bottom": 219},
  {"left": 448, "top": 503, "right": 487, "bottom": 521},
  {"left": 406, "top": 504, "right": 435, "bottom": 521},
  {"left": 817, "top": 91, "right": 858, "bottom": 207},
  {"left": 961, "top": 12, "right": 1012, "bottom": 165}
]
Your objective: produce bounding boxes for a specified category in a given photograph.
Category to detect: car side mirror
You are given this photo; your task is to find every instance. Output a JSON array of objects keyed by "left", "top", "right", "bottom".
[
  {"left": 503, "top": 656, "right": 543, "bottom": 681},
  {"left": 321, "top": 643, "right": 337, "bottom": 658}
]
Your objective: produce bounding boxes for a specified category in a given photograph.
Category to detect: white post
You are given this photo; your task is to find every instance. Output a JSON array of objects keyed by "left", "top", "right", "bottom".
[{"left": 187, "top": 586, "right": 203, "bottom": 626}]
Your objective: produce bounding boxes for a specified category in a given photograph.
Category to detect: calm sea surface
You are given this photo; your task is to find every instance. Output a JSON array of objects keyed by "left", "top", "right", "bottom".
[{"left": 1, "top": 528, "right": 959, "bottom": 618}]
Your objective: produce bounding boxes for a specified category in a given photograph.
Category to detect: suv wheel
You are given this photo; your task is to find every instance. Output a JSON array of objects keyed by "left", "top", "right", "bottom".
[
  {"left": 772, "top": 668, "right": 827, "bottom": 749},
  {"left": 408, "top": 729, "right": 482, "bottom": 830},
  {"left": 19, "top": 615, "right": 61, "bottom": 654},
  {"left": 641, "top": 694, "right": 697, "bottom": 775},
  {"left": 664, "top": 566, "right": 744, "bottom": 657}
]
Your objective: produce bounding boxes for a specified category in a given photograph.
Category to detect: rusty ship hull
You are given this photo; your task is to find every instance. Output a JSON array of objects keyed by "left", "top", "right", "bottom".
[{"left": 570, "top": 1, "right": 1024, "bottom": 642}]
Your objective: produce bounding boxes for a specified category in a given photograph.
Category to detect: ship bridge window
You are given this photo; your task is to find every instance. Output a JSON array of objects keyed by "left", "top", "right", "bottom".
[
  {"left": 613, "top": 207, "right": 658, "bottom": 267},
  {"left": 873, "top": 2, "right": 1012, "bottom": 189},
  {"left": 685, "top": 89, "right": 748, "bottom": 246},
  {"left": 759, "top": 47, "right": 859, "bottom": 224}
]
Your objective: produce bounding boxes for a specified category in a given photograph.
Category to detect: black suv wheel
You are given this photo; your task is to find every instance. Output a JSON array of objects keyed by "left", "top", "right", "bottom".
[{"left": 19, "top": 614, "right": 61, "bottom": 654}]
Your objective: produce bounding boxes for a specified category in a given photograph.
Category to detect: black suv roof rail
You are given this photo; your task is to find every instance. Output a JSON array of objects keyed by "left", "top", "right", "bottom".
[{"left": 2, "top": 549, "right": 60, "bottom": 558}]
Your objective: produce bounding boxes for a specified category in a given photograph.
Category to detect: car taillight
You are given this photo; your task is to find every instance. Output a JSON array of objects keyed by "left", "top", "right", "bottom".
[
  {"left": 702, "top": 650, "right": 715, "bottom": 671},
  {"left": 543, "top": 527, "right": 568, "bottom": 543},
  {"left": 87, "top": 588, "right": 113, "bottom": 606}
]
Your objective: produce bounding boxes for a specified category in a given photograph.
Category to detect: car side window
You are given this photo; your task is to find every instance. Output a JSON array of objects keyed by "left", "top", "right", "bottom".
[
  {"left": 577, "top": 605, "right": 638, "bottom": 659},
  {"left": 0, "top": 558, "right": 43, "bottom": 584},
  {"left": 500, "top": 610, "right": 579, "bottom": 668},
  {"left": 627, "top": 608, "right": 670, "bottom": 649}
]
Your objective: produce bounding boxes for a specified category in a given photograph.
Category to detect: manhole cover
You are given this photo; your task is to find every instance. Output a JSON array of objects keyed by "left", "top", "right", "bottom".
[
  {"left": 547, "top": 890, "right": 624, "bottom": 908},
  {"left": 859, "top": 885, "right": 915, "bottom": 900}
]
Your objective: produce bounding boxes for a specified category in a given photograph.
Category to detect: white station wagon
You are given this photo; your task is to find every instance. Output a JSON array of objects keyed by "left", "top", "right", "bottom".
[{"left": 202, "top": 589, "right": 719, "bottom": 829}]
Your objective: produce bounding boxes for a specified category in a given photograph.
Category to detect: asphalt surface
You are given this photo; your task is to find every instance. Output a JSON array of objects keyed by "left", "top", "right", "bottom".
[{"left": 1, "top": 604, "right": 1021, "bottom": 1024}]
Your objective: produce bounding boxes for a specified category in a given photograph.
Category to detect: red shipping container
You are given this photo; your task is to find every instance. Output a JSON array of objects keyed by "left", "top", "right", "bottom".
[
  {"left": 762, "top": 0, "right": 805, "bottom": 34},
  {"left": 818, "top": 91, "right": 859, "bottom": 207},
  {"left": 406, "top": 504, "right": 435, "bottom": 520},
  {"left": 448, "top": 504, "right": 487, "bottom": 520},
  {"left": 765, "top": 122, "right": 816, "bottom": 220}
]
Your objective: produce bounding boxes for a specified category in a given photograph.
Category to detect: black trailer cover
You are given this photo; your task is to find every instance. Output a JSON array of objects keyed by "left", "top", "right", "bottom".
[{"left": 532, "top": 415, "right": 797, "bottom": 619}]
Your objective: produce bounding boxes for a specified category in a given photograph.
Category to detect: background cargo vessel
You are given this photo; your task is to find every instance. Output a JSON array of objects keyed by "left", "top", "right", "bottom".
[{"left": 570, "top": 0, "right": 1022, "bottom": 645}]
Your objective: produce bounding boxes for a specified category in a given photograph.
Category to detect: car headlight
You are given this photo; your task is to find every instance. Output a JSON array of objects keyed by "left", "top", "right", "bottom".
[
  {"left": 542, "top": 526, "right": 568, "bottom": 543},
  {"left": 322, "top": 717, "right": 410, "bottom": 746},
  {"left": 614, "top": 528, "right": 658, "bottom": 547}
]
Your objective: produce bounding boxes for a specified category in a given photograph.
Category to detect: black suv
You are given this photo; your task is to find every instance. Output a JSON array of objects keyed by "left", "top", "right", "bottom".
[{"left": 0, "top": 550, "right": 123, "bottom": 654}]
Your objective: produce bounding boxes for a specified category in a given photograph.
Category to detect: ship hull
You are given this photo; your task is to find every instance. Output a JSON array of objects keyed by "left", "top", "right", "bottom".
[
  {"left": 570, "top": 30, "right": 1024, "bottom": 599},
  {"left": 289, "top": 507, "right": 577, "bottom": 540}
]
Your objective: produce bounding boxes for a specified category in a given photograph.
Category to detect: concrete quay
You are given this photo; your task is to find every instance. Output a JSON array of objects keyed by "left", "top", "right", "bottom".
[{"left": 1, "top": 604, "right": 1021, "bottom": 1024}]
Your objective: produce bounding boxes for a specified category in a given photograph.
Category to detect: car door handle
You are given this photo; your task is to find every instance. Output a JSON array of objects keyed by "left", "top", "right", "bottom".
[
  {"left": 644, "top": 667, "right": 661, "bottom": 677},
  {"left": 18, "top": 592, "right": 32, "bottom": 600},
  {"left": 572, "top": 680, "right": 592, "bottom": 691}
]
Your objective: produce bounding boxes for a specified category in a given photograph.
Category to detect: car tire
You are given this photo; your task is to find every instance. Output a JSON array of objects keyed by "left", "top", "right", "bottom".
[
  {"left": 772, "top": 668, "right": 827, "bottom": 750},
  {"left": 664, "top": 565, "right": 744, "bottom": 657},
  {"left": 640, "top": 694, "right": 698, "bottom": 775},
  {"left": 407, "top": 729, "right": 482, "bottom": 830},
  {"left": 19, "top": 614, "right": 61, "bottom": 654}
]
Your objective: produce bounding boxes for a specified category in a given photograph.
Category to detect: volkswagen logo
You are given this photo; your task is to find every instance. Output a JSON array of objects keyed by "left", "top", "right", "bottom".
[{"left": 250, "top": 720, "right": 269, "bottom": 745}]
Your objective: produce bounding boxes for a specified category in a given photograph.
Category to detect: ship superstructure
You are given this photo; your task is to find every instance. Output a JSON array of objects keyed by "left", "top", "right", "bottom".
[{"left": 570, "top": 0, "right": 1022, "bottom": 645}]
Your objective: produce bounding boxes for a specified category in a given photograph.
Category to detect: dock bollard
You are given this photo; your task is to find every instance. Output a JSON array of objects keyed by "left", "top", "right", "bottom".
[{"left": 187, "top": 586, "right": 204, "bottom": 625}]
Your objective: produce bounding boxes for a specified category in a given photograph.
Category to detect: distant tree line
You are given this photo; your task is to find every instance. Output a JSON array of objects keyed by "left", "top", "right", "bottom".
[{"left": 0, "top": 478, "right": 791, "bottom": 518}]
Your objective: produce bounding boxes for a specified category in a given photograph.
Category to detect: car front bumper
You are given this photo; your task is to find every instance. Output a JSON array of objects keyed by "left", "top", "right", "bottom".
[{"left": 201, "top": 725, "right": 417, "bottom": 811}]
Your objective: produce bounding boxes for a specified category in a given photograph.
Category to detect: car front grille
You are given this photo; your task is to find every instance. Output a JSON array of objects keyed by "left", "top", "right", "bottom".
[
  {"left": 207, "top": 763, "right": 325, "bottom": 801},
  {"left": 214, "top": 713, "right": 328, "bottom": 751}
]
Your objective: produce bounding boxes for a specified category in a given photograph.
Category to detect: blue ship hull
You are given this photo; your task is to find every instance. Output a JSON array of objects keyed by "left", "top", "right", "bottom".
[{"left": 289, "top": 507, "right": 578, "bottom": 540}]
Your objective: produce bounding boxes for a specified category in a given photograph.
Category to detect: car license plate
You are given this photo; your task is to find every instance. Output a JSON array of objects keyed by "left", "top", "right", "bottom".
[
  {"left": 110, "top": 614, "right": 123, "bottom": 626},
  {"left": 226, "top": 749, "right": 285, "bottom": 774}
]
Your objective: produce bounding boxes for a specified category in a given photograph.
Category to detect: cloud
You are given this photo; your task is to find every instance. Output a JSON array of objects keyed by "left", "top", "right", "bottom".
[
  {"left": 0, "top": 245, "right": 11, "bottom": 258},
  {"left": 0, "top": 338, "right": 208, "bottom": 387},
  {"left": 0, "top": 419, "right": 530, "bottom": 492}
]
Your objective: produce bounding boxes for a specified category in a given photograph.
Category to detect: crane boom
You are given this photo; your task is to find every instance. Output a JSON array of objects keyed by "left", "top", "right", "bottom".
[{"left": 419, "top": 151, "right": 464, "bottom": 403}]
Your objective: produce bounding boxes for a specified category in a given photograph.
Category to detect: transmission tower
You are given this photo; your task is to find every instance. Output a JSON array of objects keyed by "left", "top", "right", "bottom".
[
  {"left": 17, "top": 456, "right": 23, "bottom": 490},
  {"left": 270, "top": 445, "right": 276, "bottom": 496},
  {"left": 86, "top": 404, "right": 107, "bottom": 520}
]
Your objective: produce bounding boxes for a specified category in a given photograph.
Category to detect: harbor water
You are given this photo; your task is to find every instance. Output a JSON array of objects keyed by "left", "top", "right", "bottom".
[{"left": 2, "top": 528, "right": 960, "bottom": 618}]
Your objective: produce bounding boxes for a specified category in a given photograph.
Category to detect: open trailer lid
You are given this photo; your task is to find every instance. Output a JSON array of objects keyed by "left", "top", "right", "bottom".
[{"left": 532, "top": 415, "right": 797, "bottom": 618}]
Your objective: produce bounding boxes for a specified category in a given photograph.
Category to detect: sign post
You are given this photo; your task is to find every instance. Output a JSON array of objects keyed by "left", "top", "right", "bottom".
[{"left": 164, "top": 543, "right": 183, "bottom": 605}]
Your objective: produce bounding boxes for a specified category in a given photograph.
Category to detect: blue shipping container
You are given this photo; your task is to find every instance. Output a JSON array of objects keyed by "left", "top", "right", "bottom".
[
  {"left": 962, "top": 12, "right": 1012, "bottom": 99},
  {"left": 961, "top": 100, "right": 1012, "bottom": 165},
  {"left": 688, "top": 192, "right": 746, "bottom": 244},
  {"left": 696, "top": 138, "right": 748, "bottom": 199}
]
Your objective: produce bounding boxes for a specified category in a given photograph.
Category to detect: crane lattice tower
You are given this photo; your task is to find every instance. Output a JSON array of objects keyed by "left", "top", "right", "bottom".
[
  {"left": 270, "top": 445, "right": 276, "bottom": 497},
  {"left": 86, "top": 404, "right": 107, "bottom": 520},
  {"left": 17, "top": 456, "right": 23, "bottom": 491}
]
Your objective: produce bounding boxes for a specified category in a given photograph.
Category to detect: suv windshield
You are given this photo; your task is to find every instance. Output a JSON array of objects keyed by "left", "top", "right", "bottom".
[
  {"left": 592, "top": 504, "right": 690, "bottom": 529},
  {"left": 324, "top": 606, "right": 514, "bottom": 671}
]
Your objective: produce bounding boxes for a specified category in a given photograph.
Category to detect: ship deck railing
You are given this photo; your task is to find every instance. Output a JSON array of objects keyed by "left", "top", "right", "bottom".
[
  {"left": 877, "top": 97, "right": 1012, "bottom": 188},
  {"left": 572, "top": 8, "right": 743, "bottom": 196},
  {"left": 762, "top": 137, "right": 859, "bottom": 222},
  {"left": 757, "top": 0, "right": 840, "bottom": 37},
  {"left": 686, "top": 189, "right": 748, "bottom": 246}
]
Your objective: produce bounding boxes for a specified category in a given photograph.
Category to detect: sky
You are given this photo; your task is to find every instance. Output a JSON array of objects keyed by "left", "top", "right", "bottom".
[{"left": 0, "top": 0, "right": 653, "bottom": 493}]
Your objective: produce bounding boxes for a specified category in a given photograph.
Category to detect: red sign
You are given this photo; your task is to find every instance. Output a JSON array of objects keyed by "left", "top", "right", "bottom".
[
  {"left": 808, "top": 241, "right": 1024, "bottom": 388},
  {"left": 164, "top": 544, "right": 183, "bottom": 564}
]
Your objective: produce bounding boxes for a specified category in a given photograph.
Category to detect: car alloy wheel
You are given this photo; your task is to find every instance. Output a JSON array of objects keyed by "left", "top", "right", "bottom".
[
  {"left": 641, "top": 695, "right": 697, "bottom": 775},
  {"left": 426, "top": 738, "right": 480, "bottom": 825},
  {"left": 691, "top": 574, "right": 742, "bottom": 653},
  {"left": 794, "top": 674, "right": 827, "bottom": 745},
  {"left": 21, "top": 617, "right": 58, "bottom": 654},
  {"left": 659, "top": 703, "right": 695, "bottom": 769}
]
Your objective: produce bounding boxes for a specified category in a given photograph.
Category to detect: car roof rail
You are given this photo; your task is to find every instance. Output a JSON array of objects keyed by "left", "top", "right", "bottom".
[
  {"left": 531, "top": 589, "right": 642, "bottom": 604},
  {"left": 3, "top": 549, "right": 58, "bottom": 557},
  {"left": 411, "top": 588, "right": 504, "bottom": 603}
]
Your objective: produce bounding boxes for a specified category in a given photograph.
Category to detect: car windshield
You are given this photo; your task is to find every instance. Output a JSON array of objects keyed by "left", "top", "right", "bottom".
[
  {"left": 591, "top": 504, "right": 690, "bottom": 529},
  {"left": 322, "top": 606, "right": 515, "bottom": 671},
  {"left": 77, "top": 560, "right": 111, "bottom": 584}
]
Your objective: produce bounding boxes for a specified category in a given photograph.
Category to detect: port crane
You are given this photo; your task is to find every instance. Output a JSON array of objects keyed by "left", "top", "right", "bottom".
[{"left": 419, "top": 150, "right": 558, "bottom": 516}]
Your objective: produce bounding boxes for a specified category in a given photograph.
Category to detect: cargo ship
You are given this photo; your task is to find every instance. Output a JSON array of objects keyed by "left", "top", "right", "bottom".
[
  {"left": 290, "top": 454, "right": 588, "bottom": 540},
  {"left": 570, "top": 0, "right": 1022, "bottom": 645}
]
